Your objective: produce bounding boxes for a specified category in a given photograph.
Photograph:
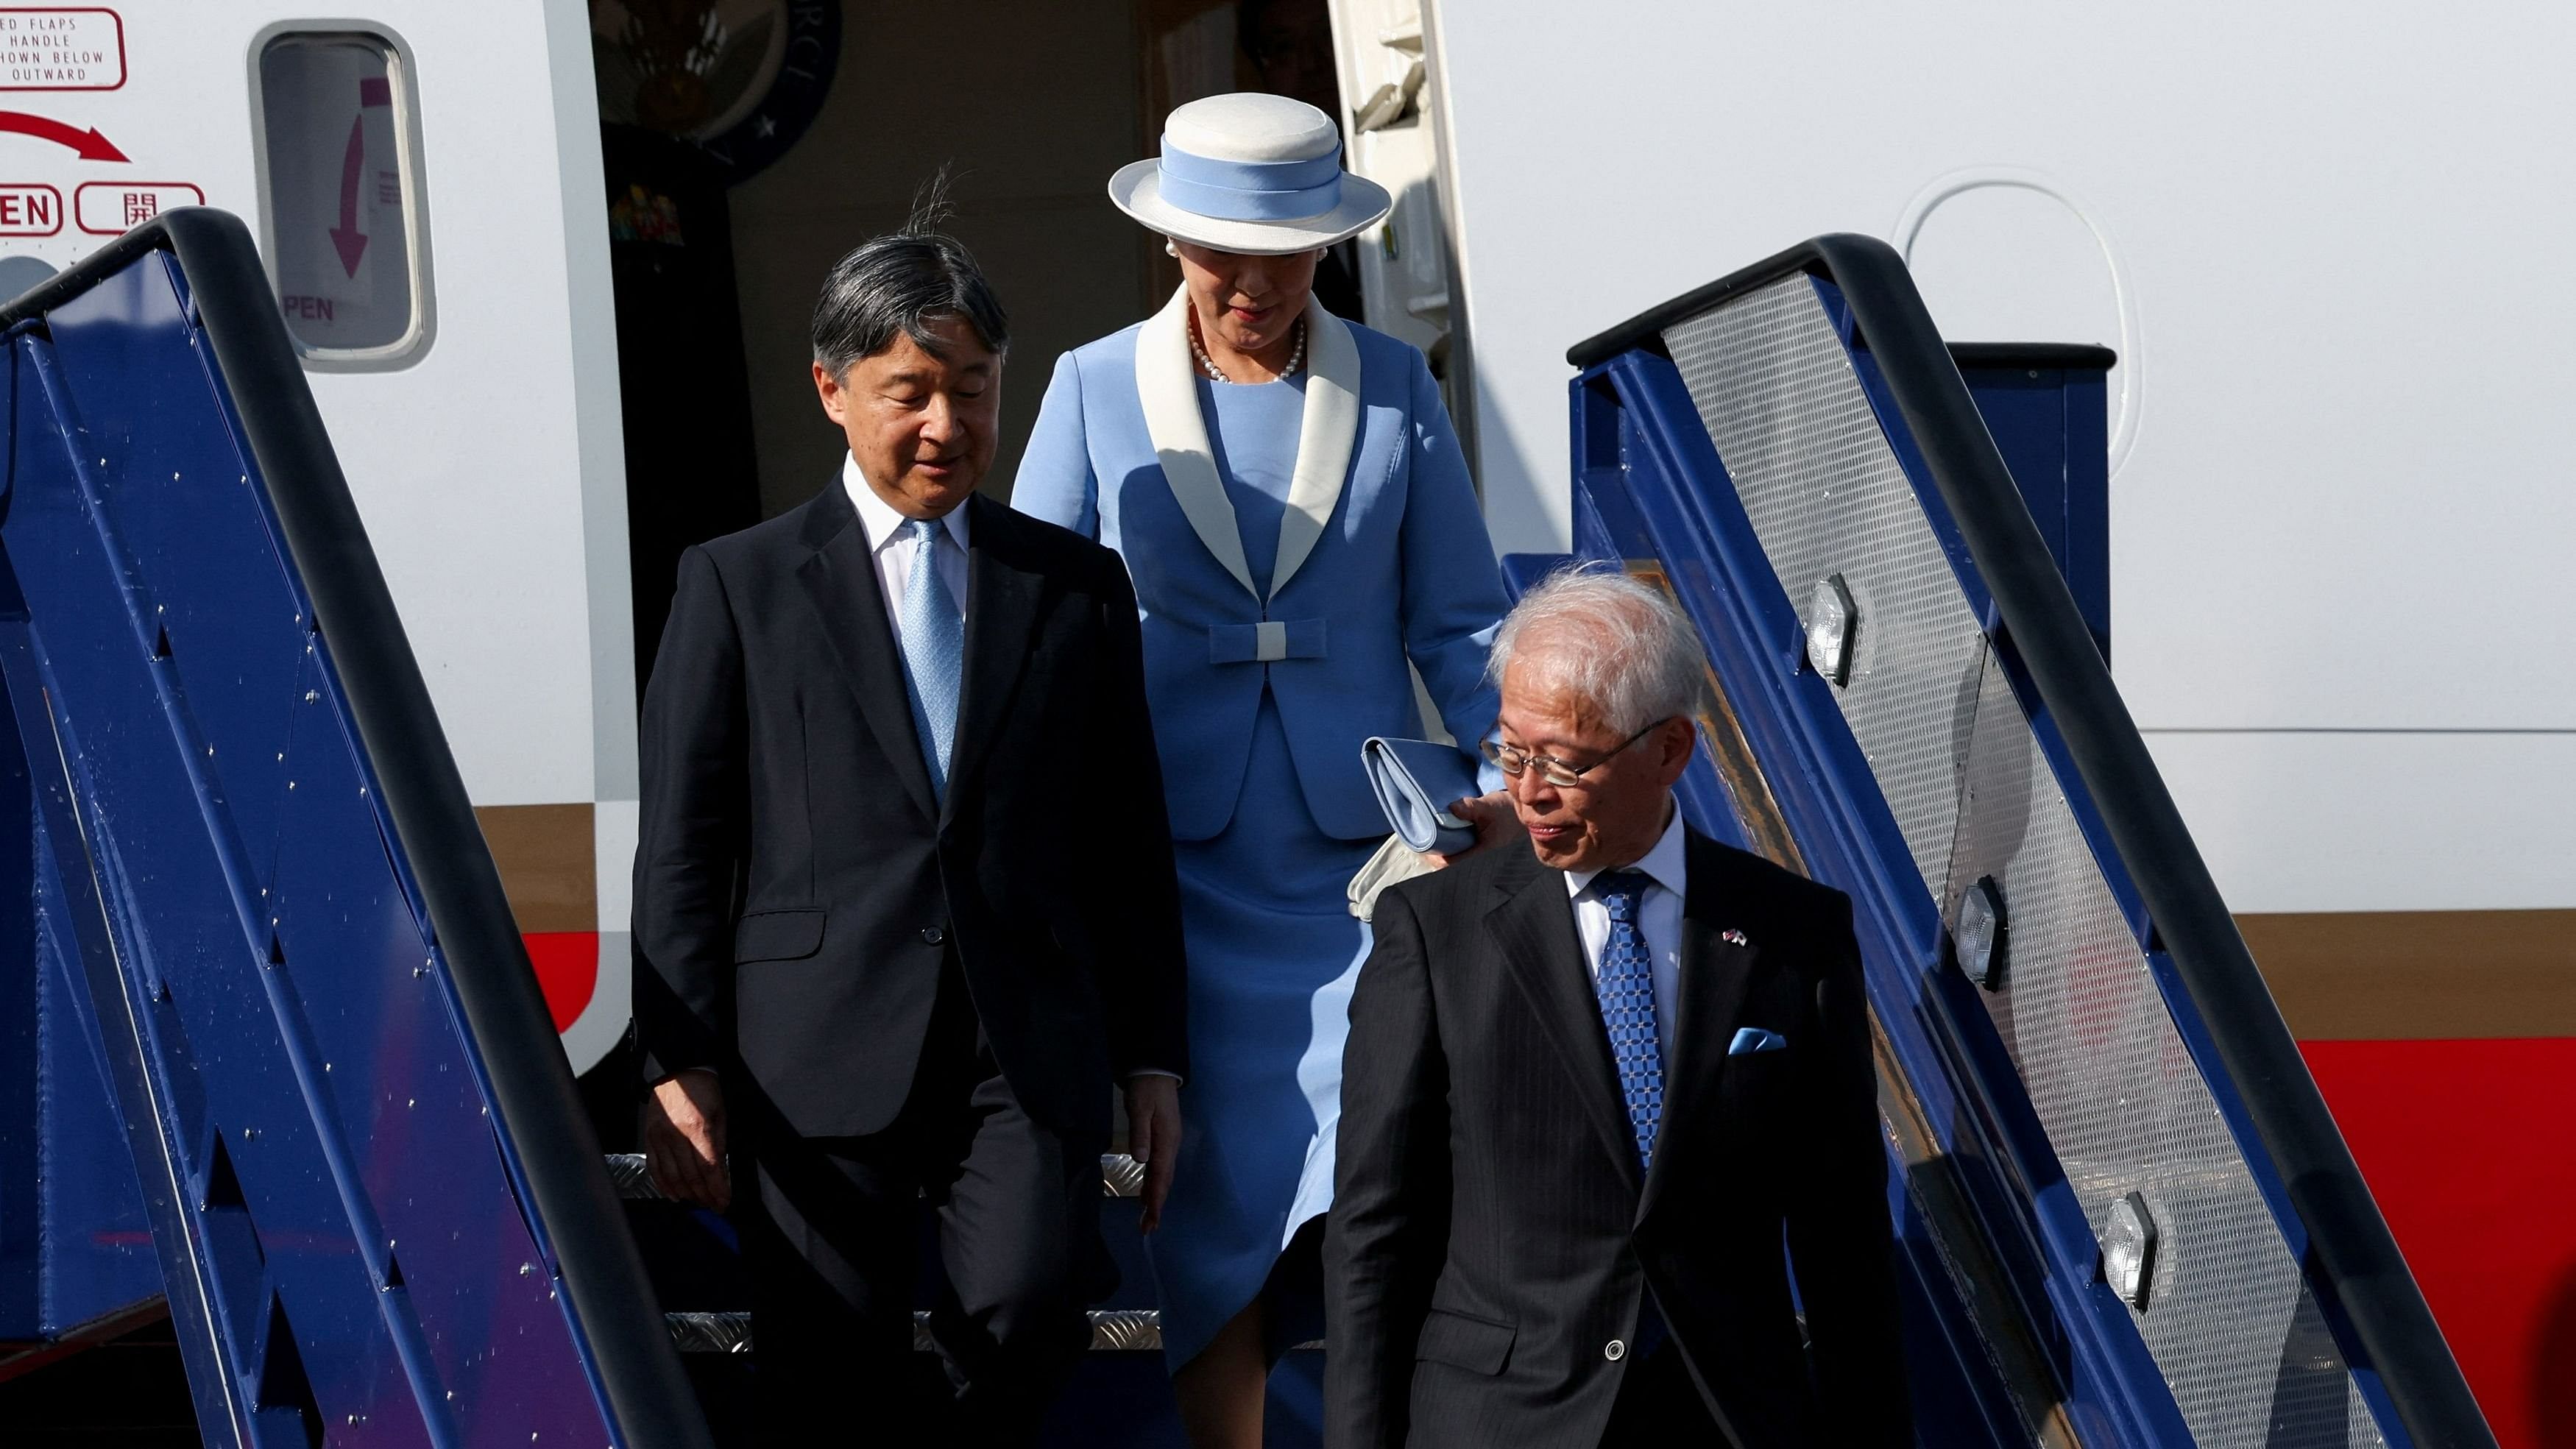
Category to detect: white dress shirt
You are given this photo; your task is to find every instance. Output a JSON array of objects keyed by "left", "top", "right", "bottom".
[
  {"left": 843, "top": 453, "right": 969, "bottom": 637},
  {"left": 1565, "top": 801, "right": 1686, "bottom": 1066}
]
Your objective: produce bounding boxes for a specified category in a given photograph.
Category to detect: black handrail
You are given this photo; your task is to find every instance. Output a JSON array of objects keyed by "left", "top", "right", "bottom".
[
  {"left": 1572, "top": 234, "right": 2493, "bottom": 1449},
  {"left": 5, "top": 208, "right": 712, "bottom": 1449}
]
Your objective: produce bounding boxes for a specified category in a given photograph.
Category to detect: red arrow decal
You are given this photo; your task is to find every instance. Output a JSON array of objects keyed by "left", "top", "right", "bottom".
[
  {"left": 328, "top": 115, "right": 367, "bottom": 277},
  {"left": 0, "top": 110, "right": 127, "bottom": 161}
]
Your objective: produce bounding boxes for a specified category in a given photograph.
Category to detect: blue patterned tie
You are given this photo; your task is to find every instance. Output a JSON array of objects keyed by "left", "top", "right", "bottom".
[
  {"left": 894, "top": 517, "right": 964, "bottom": 801},
  {"left": 1593, "top": 870, "right": 1666, "bottom": 1174}
]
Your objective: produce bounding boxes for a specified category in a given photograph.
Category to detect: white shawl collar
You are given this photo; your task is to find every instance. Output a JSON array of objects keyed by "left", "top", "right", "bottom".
[{"left": 1134, "top": 284, "right": 1360, "bottom": 603}]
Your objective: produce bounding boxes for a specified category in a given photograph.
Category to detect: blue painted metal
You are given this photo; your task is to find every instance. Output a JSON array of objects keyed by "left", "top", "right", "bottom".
[
  {"left": 1947, "top": 355, "right": 2110, "bottom": 662},
  {"left": 0, "top": 659, "right": 164, "bottom": 1353},
  {"left": 0, "top": 214, "right": 709, "bottom": 1444}
]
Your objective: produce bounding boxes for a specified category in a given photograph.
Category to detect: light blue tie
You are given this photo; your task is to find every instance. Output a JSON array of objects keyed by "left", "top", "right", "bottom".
[
  {"left": 894, "top": 517, "right": 964, "bottom": 801},
  {"left": 1593, "top": 871, "right": 1666, "bottom": 1174}
]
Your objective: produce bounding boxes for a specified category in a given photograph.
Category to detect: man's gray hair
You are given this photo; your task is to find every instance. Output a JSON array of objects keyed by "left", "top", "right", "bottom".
[
  {"left": 1485, "top": 564, "right": 1709, "bottom": 734},
  {"left": 810, "top": 178, "right": 1009, "bottom": 379}
]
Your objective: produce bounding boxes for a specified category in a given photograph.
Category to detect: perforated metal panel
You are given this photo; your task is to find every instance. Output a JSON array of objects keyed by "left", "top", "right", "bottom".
[
  {"left": 1666, "top": 278, "right": 1988, "bottom": 899},
  {"left": 1661, "top": 274, "right": 2380, "bottom": 1449}
]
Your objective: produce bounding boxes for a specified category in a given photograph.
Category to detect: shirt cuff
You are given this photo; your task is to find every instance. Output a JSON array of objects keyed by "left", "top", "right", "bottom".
[{"left": 1125, "top": 1069, "right": 1183, "bottom": 1084}]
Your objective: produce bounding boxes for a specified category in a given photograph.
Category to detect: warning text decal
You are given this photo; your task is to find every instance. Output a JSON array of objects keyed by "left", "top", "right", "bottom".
[
  {"left": 75, "top": 180, "right": 196, "bottom": 235},
  {"left": 0, "top": 9, "right": 123, "bottom": 91},
  {"left": 0, "top": 183, "right": 60, "bottom": 234}
]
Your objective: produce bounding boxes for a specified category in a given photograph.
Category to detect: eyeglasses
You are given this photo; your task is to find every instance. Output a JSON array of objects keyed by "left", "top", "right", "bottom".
[{"left": 1480, "top": 720, "right": 1666, "bottom": 789}]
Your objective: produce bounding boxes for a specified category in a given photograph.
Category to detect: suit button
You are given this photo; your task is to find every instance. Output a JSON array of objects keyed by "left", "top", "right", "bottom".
[
  {"left": 1604, "top": 1339, "right": 1627, "bottom": 1361},
  {"left": 921, "top": 926, "right": 946, "bottom": 946}
]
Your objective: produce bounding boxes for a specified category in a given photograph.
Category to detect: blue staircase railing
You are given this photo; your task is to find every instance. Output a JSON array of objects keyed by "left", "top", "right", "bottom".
[
  {"left": 1551, "top": 233, "right": 2490, "bottom": 1449},
  {"left": 0, "top": 209, "right": 710, "bottom": 1447}
]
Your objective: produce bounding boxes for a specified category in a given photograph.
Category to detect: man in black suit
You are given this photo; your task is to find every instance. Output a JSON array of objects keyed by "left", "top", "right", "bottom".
[
  {"left": 1326, "top": 567, "right": 1908, "bottom": 1448},
  {"left": 633, "top": 227, "right": 1187, "bottom": 1445}
]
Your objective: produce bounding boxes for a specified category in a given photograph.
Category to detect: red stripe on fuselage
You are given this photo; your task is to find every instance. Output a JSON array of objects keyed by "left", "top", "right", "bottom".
[
  {"left": 2301, "top": 1037, "right": 2576, "bottom": 1448},
  {"left": 521, "top": 932, "right": 598, "bottom": 1032}
]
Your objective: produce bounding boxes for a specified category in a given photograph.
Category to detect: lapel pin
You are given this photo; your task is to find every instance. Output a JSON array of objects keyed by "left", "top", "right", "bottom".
[{"left": 1722, "top": 929, "right": 1749, "bottom": 947}]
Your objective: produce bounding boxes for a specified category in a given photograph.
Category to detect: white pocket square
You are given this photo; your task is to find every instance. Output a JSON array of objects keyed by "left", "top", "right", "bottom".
[{"left": 1728, "top": 1027, "right": 1788, "bottom": 1055}]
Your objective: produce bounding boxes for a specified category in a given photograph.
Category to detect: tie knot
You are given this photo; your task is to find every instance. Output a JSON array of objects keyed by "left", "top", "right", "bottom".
[
  {"left": 903, "top": 517, "right": 943, "bottom": 545},
  {"left": 1595, "top": 869, "right": 1651, "bottom": 920}
]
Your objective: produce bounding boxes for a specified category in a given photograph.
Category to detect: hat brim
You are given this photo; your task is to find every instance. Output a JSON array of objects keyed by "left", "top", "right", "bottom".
[{"left": 1109, "top": 157, "right": 1394, "bottom": 256}]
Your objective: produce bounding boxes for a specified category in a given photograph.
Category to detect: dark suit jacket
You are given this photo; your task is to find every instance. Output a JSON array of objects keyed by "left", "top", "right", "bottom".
[
  {"left": 1326, "top": 826, "right": 1908, "bottom": 1448},
  {"left": 632, "top": 482, "right": 1187, "bottom": 1140}
]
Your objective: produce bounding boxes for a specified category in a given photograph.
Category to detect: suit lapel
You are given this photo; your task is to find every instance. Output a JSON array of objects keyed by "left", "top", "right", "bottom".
[
  {"left": 1485, "top": 852, "right": 1643, "bottom": 1194},
  {"left": 1639, "top": 832, "right": 1764, "bottom": 1217},
  {"left": 1137, "top": 286, "right": 1362, "bottom": 605},
  {"left": 945, "top": 495, "right": 1044, "bottom": 820},
  {"left": 1136, "top": 286, "right": 1259, "bottom": 599},
  {"left": 793, "top": 481, "right": 939, "bottom": 825},
  {"left": 1267, "top": 297, "right": 1360, "bottom": 598}
]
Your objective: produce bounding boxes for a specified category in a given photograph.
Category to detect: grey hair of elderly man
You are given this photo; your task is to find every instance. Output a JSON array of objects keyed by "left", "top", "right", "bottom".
[
  {"left": 1483, "top": 565, "right": 1710, "bottom": 876},
  {"left": 1487, "top": 566, "right": 1711, "bottom": 734}
]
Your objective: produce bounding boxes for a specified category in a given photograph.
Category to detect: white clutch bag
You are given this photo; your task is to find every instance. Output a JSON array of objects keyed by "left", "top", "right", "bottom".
[{"left": 1346, "top": 832, "right": 1437, "bottom": 921}]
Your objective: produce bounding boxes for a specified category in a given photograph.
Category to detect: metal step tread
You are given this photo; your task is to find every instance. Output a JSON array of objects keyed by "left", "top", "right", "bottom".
[
  {"left": 662, "top": 1309, "right": 1323, "bottom": 1356},
  {"left": 665, "top": 1309, "right": 1162, "bottom": 1355},
  {"left": 608, "top": 1152, "right": 1144, "bottom": 1201}
]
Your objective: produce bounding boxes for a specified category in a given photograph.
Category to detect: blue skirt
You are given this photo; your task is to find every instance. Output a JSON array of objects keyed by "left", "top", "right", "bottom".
[{"left": 1146, "top": 692, "right": 1374, "bottom": 1370}]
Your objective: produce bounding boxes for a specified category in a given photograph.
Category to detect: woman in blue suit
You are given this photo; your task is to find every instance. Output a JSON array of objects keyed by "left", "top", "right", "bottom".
[{"left": 1013, "top": 92, "right": 1508, "bottom": 1446}]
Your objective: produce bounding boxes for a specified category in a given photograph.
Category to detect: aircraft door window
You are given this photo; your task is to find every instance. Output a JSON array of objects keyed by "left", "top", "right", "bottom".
[{"left": 251, "top": 28, "right": 434, "bottom": 368}]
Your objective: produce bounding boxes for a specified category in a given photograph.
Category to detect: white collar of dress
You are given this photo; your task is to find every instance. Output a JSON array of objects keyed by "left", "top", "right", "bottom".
[{"left": 1135, "top": 284, "right": 1359, "bottom": 603}]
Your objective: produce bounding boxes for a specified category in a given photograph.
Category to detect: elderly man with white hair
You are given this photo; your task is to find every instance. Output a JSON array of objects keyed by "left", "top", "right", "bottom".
[{"left": 1325, "top": 567, "right": 1911, "bottom": 1448}]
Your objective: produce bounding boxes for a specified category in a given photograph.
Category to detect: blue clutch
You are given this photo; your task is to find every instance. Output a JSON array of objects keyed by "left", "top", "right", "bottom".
[{"left": 1362, "top": 737, "right": 1482, "bottom": 854}]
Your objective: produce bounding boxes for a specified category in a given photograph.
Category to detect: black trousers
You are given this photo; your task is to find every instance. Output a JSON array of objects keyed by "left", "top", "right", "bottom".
[
  {"left": 1599, "top": 1343, "right": 1727, "bottom": 1447},
  {"left": 738, "top": 962, "right": 1110, "bottom": 1447}
]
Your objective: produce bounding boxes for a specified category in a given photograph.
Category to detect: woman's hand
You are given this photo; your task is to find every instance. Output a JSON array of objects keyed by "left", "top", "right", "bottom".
[{"left": 1426, "top": 790, "right": 1523, "bottom": 869}]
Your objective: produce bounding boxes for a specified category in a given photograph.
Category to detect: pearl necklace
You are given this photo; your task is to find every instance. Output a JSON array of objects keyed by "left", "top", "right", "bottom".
[{"left": 1192, "top": 317, "right": 1305, "bottom": 383}]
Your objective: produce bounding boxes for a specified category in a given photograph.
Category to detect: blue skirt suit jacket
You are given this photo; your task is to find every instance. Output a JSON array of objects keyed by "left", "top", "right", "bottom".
[{"left": 1011, "top": 300, "right": 1504, "bottom": 843}]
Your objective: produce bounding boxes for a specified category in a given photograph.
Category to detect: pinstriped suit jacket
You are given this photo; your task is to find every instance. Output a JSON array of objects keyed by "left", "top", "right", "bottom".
[{"left": 1325, "top": 829, "right": 1910, "bottom": 1448}]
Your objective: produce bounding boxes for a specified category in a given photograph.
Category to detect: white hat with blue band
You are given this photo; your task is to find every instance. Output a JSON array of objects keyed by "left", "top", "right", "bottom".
[{"left": 1109, "top": 92, "right": 1394, "bottom": 256}]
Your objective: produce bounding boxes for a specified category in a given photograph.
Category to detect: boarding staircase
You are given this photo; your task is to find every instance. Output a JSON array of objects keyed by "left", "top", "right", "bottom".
[
  {"left": 622, "top": 1149, "right": 1157, "bottom": 1354},
  {"left": 0, "top": 214, "right": 2494, "bottom": 1447}
]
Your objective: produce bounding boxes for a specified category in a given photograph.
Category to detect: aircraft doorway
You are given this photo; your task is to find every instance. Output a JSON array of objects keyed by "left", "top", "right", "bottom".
[{"left": 590, "top": 0, "right": 1351, "bottom": 692}]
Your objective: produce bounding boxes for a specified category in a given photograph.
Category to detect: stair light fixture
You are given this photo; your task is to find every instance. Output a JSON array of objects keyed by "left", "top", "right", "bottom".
[
  {"left": 1956, "top": 874, "right": 2009, "bottom": 991},
  {"left": 2103, "top": 1191, "right": 2160, "bottom": 1310},
  {"left": 1806, "top": 573, "right": 1858, "bottom": 687}
]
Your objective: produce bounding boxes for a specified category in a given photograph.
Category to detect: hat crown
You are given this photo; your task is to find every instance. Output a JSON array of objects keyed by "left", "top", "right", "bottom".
[
  {"left": 1108, "top": 91, "right": 1390, "bottom": 255},
  {"left": 1164, "top": 93, "right": 1338, "bottom": 164}
]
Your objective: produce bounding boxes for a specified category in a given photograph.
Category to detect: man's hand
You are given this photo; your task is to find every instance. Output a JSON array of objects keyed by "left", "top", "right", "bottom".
[
  {"left": 643, "top": 1069, "right": 731, "bottom": 1212},
  {"left": 1123, "top": 1074, "right": 1182, "bottom": 1233},
  {"left": 1426, "top": 790, "right": 1523, "bottom": 869}
]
